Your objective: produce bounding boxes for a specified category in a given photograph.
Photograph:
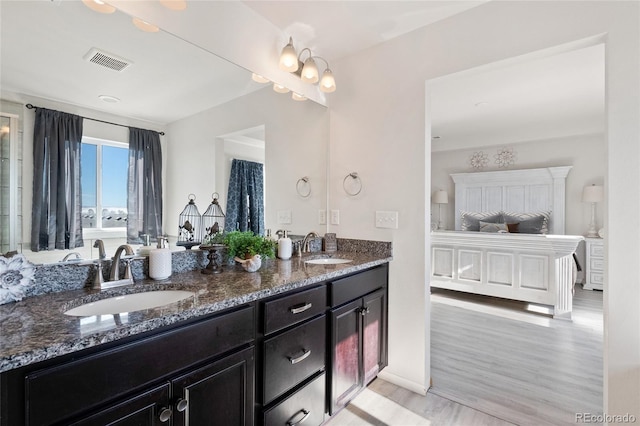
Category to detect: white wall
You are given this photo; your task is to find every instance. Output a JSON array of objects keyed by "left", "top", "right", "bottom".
[
  {"left": 165, "top": 86, "right": 328, "bottom": 239},
  {"left": 330, "top": 0, "right": 639, "bottom": 415}
]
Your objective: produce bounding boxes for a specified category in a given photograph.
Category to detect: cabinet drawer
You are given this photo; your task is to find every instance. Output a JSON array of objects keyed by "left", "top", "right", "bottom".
[
  {"left": 25, "top": 305, "right": 254, "bottom": 426},
  {"left": 330, "top": 265, "right": 388, "bottom": 307},
  {"left": 590, "top": 272, "right": 604, "bottom": 284},
  {"left": 263, "top": 373, "right": 325, "bottom": 426},
  {"left": 263, "top": 285, "right": 326, "bottom": 335},
  {"left": 590, "top": 258, "right": 604, "bottom": 271},
  {"left": 590, "top": 242, "right": 604, "bottom": 257},
  {"left": 263, "top": 315, "right": 326, "bottom": 404}
]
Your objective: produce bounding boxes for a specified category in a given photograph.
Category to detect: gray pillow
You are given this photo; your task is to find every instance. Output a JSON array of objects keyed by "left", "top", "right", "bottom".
[
  {"left": 460, "top": 211, "right": 503, "bottom": 231},
  {"left": 479, "top": 221, "right": 508, "bottom": 233},
  {"left": 502, "top": 211, "right": 551, "bottom": 234}
]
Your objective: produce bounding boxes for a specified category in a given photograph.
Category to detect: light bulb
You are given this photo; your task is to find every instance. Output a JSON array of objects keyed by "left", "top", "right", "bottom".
[
  {"left": 273, "top": 83, "right": 290, "bottom": 94},
  {"left": 301, "top": 57, "right": 319, "bottom": 84},
  {"left": 133, "top": 17, "right": 159, "bottom": 33},
  {"left": 251, "top": 73, "right": 269, "bottom": 84},
  {"left": 279, "top": 37, "right": 299, "bottom": 72},
  {"left": 82, "top": 0, "right": 116, "bottom": 14},
  {"left": 320, "top": 69, "right": 336, "bottom": 93},
  {"left": 160, "top": 0, "right": 187, "bottom": 10},
  {"left": 291, "top": 92, "right": 307, "bottom": 101}
]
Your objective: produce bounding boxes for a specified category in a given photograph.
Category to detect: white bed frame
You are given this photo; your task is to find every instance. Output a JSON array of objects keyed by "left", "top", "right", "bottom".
[{"left": 431, "top": 166, "right": 583, "bottom": 319}]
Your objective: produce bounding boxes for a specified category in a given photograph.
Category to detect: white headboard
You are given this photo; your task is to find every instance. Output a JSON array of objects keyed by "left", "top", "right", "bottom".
[{"left": 450, "top": 166, "right": 572, "bottom": 234}]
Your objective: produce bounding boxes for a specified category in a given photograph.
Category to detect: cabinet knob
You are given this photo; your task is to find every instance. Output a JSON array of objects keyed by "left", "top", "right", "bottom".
[
  {"left": 360, "top": 306, "right": 370, "bottom": 316},
  {"left": 286, "top": 408, "right": 310, "bottom": 426},
  {"left": 175, "top": 398, "right": 189, "bottom": 412},
  {"left": 158, "top": 407, "right": 172, "bottom": 422}
]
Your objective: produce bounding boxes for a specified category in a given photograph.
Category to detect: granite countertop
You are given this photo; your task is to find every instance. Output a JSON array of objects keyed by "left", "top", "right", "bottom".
[{"left": 0, "top": 251, "right": 391, "bottom": 373}]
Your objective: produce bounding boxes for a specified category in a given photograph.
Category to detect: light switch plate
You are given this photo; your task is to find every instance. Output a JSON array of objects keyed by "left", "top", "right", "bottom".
[
  {"left": 318, "top": 209, "right": 327, "bottom": 225},
  {"left": 330, "top": 209, "right": 340, "bottom": 225},
  {"left": 277, "top": 209, "right": 292, "bottom": 224},
  {"left": 375, "top": 210, "right": 398, "bottom": 229}
]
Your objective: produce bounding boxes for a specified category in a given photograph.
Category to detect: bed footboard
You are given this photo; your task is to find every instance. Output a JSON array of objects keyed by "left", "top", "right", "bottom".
[{"left": 430, "top": 231, "right": 583, "bottom": 319}]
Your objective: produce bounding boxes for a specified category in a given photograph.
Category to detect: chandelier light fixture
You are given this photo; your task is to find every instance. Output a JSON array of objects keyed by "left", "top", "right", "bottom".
[{"left": 278, "top": 37, "right": 337, "bottom": 94}]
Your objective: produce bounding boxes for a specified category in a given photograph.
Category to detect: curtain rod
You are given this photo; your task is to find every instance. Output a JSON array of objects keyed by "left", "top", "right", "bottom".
[{"left": 25, "top": 104, "right": 165, "bottom": 136}]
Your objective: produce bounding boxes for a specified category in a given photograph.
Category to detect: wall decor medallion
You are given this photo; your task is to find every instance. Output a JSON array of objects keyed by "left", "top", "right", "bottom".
[
  {"left": 495, "top": 147, "right": 517, "bottom": 168},
  {"left": 0, "top": 254, "right": 35, "bottom": 305},
  {"left": 469, "top": 151, "right": 489, "bottom": 170}
]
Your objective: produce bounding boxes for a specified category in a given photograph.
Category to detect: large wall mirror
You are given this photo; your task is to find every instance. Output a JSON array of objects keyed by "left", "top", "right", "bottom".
[{"left": 0, "top": 1, "right": 328, "bottom": 264}]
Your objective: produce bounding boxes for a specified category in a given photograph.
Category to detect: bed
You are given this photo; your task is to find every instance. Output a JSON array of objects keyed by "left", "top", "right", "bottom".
[{"left": 430, "top": 166, "right": 583, "bottom": 319}]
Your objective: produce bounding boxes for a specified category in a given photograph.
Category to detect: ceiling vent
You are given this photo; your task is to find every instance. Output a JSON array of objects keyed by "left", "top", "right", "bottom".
[{"left": 83, "top": 48, "right": 132, "bottom": 72}]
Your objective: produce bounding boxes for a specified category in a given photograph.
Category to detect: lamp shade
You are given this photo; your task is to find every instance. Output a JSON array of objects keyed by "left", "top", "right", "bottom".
[
  {"left": 273, "top": 83, "right": 290, "bottom": 94},
  {"left": 320, "top": 69, "right": 336, "bottom": 93},
  {"left": 279, "top": 37, "right": 299, "bottom": 72},
  {"left": 301, "top": 57, "right": 319, "bottom": 84},
  {"left": 582, "top": 184, "right": 603, "bottom": 203},
  {"left": 433, "top": 190, "right": 448, "bottom": 204}
]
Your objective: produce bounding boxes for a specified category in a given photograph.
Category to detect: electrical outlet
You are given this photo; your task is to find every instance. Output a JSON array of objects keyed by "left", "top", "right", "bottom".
[
  {"left": 375, "top": 210, "right": 398, "bottom": 229},
  {"left": 330, "top": 209, "right": 340, "bottom": 225},
  {"left": 318, "top": 209, "right": 327, "bottom": 225},
  {"left": 277, "top": 209, "right": 292, "bottom": 224}
]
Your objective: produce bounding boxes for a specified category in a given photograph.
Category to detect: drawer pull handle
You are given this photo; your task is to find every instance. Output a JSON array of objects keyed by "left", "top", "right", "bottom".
[
  {"left": 158, "top": 407, "right": 172, "bottom": 422},
  {"left": 287, "top": 409, "right": 311, "bottom": 426},
  {"left": 288, "top": 349, "right": 311, "bottom": 364},
  {"left": 290, "top": 302, "right": 312, "bottom": 314}
]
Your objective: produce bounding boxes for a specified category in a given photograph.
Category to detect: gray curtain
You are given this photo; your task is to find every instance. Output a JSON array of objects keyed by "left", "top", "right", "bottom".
[
  {"left": 127, "top": 128, "right": 163, "bottom": 244},
  {"left": 31, "top": 108, "right": 84, "bottom": 251},
  {"left": 224, "top": 159, "right": 264, "bottom": 235}
]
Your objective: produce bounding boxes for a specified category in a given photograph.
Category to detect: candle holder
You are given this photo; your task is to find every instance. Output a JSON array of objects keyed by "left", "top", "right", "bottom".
[{"left": 200, "top": 244, "right": 226, "bottom": 274}]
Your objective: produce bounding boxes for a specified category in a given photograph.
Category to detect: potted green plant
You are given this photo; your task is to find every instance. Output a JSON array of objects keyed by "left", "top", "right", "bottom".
[{"left": 222, "top": 231, "right": 276, "bottom": 261}]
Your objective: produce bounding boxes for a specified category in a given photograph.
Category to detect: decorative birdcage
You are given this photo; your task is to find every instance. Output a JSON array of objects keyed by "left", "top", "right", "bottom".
[
  {"left": 202, "top": 192, "right": 225, "bottom": 239},
  {"left": 177, "top": 194, "right": 202, "bottom": 249}
]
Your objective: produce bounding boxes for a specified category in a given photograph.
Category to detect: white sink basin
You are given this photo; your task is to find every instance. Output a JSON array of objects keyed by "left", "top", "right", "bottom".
[
  {"left": 304, "top": 258, "right": 353, "bottom": 265},
  {"left": 64, "top": 290, "right": 195, "bottom": 317}
]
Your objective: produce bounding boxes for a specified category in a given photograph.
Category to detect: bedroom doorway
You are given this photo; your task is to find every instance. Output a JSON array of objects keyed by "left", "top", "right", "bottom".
[{"left": 426, "top": 40, "right": 606, "bottom": 425}]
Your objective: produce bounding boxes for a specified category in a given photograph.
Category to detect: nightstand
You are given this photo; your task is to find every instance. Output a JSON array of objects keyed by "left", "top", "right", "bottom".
[{"left": 584, "top": 237, "right": 604, "bottom": 291}]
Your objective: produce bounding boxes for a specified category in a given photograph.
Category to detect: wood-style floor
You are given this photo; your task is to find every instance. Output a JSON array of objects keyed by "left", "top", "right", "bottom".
[{"left": 327, "top": 286, "right": 603, "bottom": 425}]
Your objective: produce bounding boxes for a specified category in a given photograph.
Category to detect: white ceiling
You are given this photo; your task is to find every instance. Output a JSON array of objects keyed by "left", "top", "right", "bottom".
[
  {"left": 242, "top": 1, "right": 486, "bottom": 61},
  {"left": 1, "top": 0, "right": 604, "bottom": 146}
]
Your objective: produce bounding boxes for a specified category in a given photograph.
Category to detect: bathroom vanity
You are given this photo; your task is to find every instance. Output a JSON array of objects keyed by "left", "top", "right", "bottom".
[{"left": 0, "top": 250, "right": 390, "bottom": 426}]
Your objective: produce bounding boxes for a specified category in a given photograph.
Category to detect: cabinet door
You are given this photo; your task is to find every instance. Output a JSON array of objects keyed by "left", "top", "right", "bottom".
[
  {"left": 329, "top": 300, "right": 362, "bottom": 414},
  {"left": 362, "top": 289, "right": 387, "bottom": 385},
  {"left": 69, "top": 383, "right": 171, "bottom": 426},
  {"left": 171, "top": 346, "right": 255, "bottom": 426}
]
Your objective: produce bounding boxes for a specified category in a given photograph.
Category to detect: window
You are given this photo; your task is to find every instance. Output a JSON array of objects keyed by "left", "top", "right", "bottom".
[{"left": 81, "top": 137, "right": 128, "bottom": 236}]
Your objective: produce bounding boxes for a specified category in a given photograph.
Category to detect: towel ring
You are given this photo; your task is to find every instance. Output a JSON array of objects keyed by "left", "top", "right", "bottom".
[
  {"left": 296, "top": 177, "right": 311, "bottom": 198},
  {"left": 343, "top": 172, "right": 362, "bottom": 196}
]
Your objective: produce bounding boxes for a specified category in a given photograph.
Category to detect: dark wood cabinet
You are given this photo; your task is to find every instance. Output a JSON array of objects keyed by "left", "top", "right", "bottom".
[
  {"left": 171, "top": 346, "right": 255, "bottom": 426},
  {"left": 2, "top": 305, "right": 255, "bottom": 426},
  {"left": 259, "top": 285, "right": 327, "bottom": 425},
  {"left": 1, "top": 263, "right": 389, "bottom": 426},
  {"left": 328, "top": 265, "right": 388, "bottom": 415},
  {"left": 68, "top": 383, "right": 171, "bottom": 426}
]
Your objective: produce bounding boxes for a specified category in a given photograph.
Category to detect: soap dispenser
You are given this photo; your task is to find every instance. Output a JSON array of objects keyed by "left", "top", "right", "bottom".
[
  {"left": 149, "top": 236, "right": 172, "bottom": 280},
  {"left": 137, "top": 234, "right": 153, "bottom": 257},
  {"left": 277, "top": 230, "right": 292, "bottom": 260}
]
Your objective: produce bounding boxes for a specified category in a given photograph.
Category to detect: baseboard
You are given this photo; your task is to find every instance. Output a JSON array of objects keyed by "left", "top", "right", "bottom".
[{"left": 377, "top": 370, "right": 427, "bottom": 396}]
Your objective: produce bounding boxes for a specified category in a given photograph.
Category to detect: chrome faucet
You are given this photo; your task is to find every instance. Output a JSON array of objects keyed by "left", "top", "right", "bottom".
[
  {"left": 109, "top": 244, "right": 134, "bottom": 282},
  {"left": 301, "top": 232, "right": 319, "bottom": 253},
  {"left": 61, "top": 252, "right": 82, "bottom": 262},
  {"left": 93, "top": 239, "right": 106, "bottom": 260}
]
